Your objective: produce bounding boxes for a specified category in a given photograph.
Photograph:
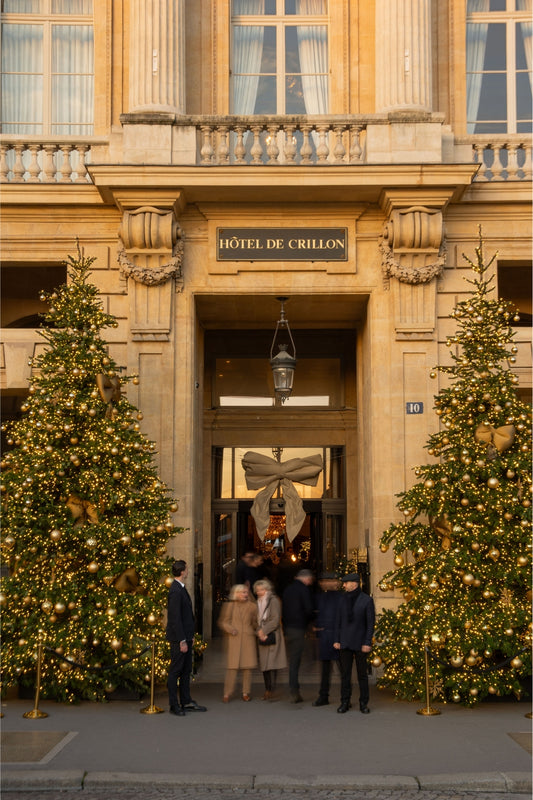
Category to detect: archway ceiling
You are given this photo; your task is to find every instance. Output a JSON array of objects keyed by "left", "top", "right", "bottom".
[{"left": 195, "top": 293, "right": 368, "bottom": 329}]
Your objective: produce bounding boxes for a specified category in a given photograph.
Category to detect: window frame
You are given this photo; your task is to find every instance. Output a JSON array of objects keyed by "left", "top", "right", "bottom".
[
  {"left": 466, "top": 0, "right": 532, "bottom": 134},
  {"left": 230, "top": 0, "right": 329, "bottom": 115}
]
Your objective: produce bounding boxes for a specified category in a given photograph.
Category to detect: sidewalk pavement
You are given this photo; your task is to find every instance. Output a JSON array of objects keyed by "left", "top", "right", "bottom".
[{"left": 1, "top": 641, "right": 531, "bottom": 796}]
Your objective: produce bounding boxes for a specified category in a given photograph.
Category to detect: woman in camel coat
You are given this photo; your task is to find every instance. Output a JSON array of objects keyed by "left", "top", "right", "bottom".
[
  {"left": 218, "top": 584, "right": 258, "bottom": 701},
  {"left": 254, "top": 578, "right": 287, "bottom": 700}
]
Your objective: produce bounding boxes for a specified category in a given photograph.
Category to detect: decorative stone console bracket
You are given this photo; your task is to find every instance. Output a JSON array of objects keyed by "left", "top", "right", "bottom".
[
  {"left": 117, "top": 205, "right": 184, "bottom": 342},
  {"left": 380, "top": 206, "right": 446, "bottom": 285},
  {"left": 380, "top": 205, "right": 447, "bottom": 339}
]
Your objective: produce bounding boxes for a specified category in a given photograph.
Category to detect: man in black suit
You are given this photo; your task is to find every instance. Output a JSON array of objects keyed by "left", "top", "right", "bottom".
[
  {"left": 166, "top": 560, "right": 207, "bottom": 716},
  {"left": 333, "top": 573, "right": 375, "bottom": 715}
]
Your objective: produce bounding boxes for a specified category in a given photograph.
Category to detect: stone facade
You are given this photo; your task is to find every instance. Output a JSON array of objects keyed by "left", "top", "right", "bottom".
[{"left": 1, "top": 0, "right": 531, "bottom": 636}]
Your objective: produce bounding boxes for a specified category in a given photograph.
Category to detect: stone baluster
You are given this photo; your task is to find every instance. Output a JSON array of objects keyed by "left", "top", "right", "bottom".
[
  {"left": 266, "top": 125, "right": 280, "bottom": 164},
  {"left": 233, "top": 126, "right": 246, "bottom": 164},
  {"left": 375, "top": 0, "right": 432, "bottom": 112},
  {"left": 250, "top": 125, "right": 263, "bottom": 164},
  {"left": 284, "top": 126, "right": 297, "bottom": 164},
  {"left": 59, "top": 145, "right": 73, "bottom": 183},
  {"left": 506, "top": 144, "right": 519, "bottom": 180},
  {"left": 316, "top": 125, "right": 329, "bottom": 162},
  {"left": 200, "top": 126, "right": 214, "bottom": 164},
  {"left": 0, "top": 144, "right": 9, "bottom": 182},
  {"left": 217, "top": 126, "right": 230, "bottom": 164},
  {"left": 491, "top": 145, "right": 505, "bottom": 181},
  {"left": 349, "top": 125, "right": 363, "bottom": 162},
  {"left": 27, "top": 145, "right": 41, "bottom": 183},
  {"left": 73, "top": 145, "right": 90, "bottom": 183},
  {"left": 300, "top": 125, "right": 313, "bottom": 164},
  {"left": 333, "top": 125, "right": 346, "bottom": 163},
  {"left": 473, "top": 143, "right": 488, "bottom": 181},
  {"left": 522, "top": 142, "right": 532, "bottom": 181},
  {"left": 12, "top": 144, "right": 25, "bottom": 183},
  {"left": 42, "top": 145, "right": 57, "bottom": 182}
]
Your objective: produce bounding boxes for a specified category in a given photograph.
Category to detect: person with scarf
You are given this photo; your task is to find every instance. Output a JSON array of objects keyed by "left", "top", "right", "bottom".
[
  {"left": 333, "top": 573, "right": 375, "bottom": 714},
  {"left": 254, "top": 578, "right": 287, "bottom": 700}
]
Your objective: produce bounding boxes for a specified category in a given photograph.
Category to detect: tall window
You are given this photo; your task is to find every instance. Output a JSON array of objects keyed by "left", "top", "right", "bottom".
[
  {"left": 466, "top": 0, "right": 532, "bottom": 134},
  {"left": 1, "top": 0, "right": 94, "bottom": 135},
  {"left": 231, "top": 0, "right": 329, "bottom": 115}
]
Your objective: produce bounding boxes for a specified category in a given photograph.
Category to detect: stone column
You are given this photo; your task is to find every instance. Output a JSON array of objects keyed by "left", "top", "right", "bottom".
[
  {"left": 128, "top": 0, "right": 185, "bottom": 113},
  {"left": 375, "top": 0, "right": 432, "bottom": 112}
]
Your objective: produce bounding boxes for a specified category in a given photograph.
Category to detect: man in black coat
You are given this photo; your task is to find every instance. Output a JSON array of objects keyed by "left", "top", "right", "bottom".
[
  {"left": 282, "top": 568, "right": 315, "bottom": 702},
  {"left": 166, "top": 560, "right": 207, "bottom": 716},
  {"left": 333, "top": 573, "right": 375, "bottom": 714},
  {"left": 312, "top": 573, "right": 342, "bottom": 707}
]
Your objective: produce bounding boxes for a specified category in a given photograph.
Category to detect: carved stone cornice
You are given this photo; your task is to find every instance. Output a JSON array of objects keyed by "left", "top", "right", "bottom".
[
  {"left": 118, "top": 206, "right": 183, "bottom": 287},
  {"left": 380, "top": 206, "right": 446, "bottom": 284}
]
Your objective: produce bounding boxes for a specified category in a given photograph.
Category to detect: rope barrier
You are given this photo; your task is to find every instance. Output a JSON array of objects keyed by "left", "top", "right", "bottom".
[
  {"left": 425, "top": 645, "right": 528, "bottom": 674},
  {"left": 44, "top": 643, "right": 153, "bottom": 672}
]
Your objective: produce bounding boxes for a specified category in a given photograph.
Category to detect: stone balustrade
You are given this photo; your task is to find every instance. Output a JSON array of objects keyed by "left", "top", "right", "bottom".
[
  {"left": 457, "top": 135, "right": 532, "bottom": 182},
  {"left": 0, "top": 122, "right": 531, "bottom": 183}
]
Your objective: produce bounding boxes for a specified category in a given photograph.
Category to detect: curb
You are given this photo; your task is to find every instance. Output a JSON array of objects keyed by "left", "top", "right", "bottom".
[{"left": 1, "top": 770, "right": 532, "bottom": 793}]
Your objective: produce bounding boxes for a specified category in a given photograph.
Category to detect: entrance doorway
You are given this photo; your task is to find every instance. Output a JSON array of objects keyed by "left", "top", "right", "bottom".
[{"left": 212, "top": 499, "right": 345, "bottom": 632}]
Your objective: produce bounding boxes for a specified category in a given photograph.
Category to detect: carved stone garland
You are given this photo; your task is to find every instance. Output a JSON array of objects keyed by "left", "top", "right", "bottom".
[
  {"left": 118, "top": 206, "right": 183, "bottom": 287},
  {"left": 380, "top": 206, "right": 446, "bottom": 285}
]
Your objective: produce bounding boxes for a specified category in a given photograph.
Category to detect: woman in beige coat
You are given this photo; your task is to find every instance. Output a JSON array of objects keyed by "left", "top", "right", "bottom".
[
  {"left": 218, "top": 584, "right": 258, "bottom": 702},
  {"left": 255, "top": 578, "right": 287, "bottom": 700}
]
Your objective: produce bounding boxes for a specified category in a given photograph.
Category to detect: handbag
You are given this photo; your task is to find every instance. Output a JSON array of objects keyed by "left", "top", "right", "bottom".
[{"left": 259, "top": 631, "right": 276, "bottom": 646}]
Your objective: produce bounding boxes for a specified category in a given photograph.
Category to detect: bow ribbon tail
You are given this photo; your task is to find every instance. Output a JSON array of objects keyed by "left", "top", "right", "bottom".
[
  {"left": 281, "top": 479, "right": 306, "bottom": 541},
  {"left": 250, "top": 481, "right": 279, "bottom": 541}
]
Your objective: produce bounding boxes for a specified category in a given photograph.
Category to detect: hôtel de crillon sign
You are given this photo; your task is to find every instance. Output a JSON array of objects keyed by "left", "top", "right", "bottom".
[{"left": 216, "top": 228, "right": 348, "bottom": 261}]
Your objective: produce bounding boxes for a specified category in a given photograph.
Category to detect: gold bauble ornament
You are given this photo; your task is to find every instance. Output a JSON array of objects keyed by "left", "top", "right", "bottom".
[
  {"left": 466, "top": 655, "right": 477, "bottom": 666},
  {"left": 450, "top": 656, "right": 463, "bottom": 667},
  {"left": 147, "top": 613, "right": 158, "bottom": 625},
  {"left": 170, "top": 502, "right": 178, "bottom": 512},
  {"left": 462, "top": 573, "right": 475, "bottom": 585},
  {"left": 110, "top": 638, "right": 122, "bottom": 650},
  {"left": 88, "top": 561, "right": 99, "bottom": 573},
  {"left": 106, "top": 607, "right": 117, "bottom": 617},
  {"left": 488, "top": 686, "right": 497, "bottom": 695},
  {"left": 379, "top": 542, "right": 389, "bottom": 553},
  {"left": 50, "top": 529, "right": 62, "bottom": 541},
  {"left": 504, "top": 628, "right": 514, "bottom": 636},
  {"left": 488, "top": 548, "right": 500, "bottom": 561},
  {"left": 41, "top": 600, "right": 53, "bottom": 613},
  {"left": 165, "top": 576, "right": 174, "bottom": 588},
  {"left": 487, "top": 477, "right": 499, "bottom": 489},
  {"left": 517, "top": 556, "right": 528, "bottom": 566},
  {"left": 471, "top": 542, "right": 480, "bottom": 551},
  {"left": 393, "top": 555, "right": 404, "bottom": 567},
  {"left": 54, "top": 601, "right": 66, "bottom": 614},
  {"left": 469, "top": 687, "right": 479, "bottom": 697},
  {"left": 510, "top": 657, "right": 523, "bottom": 669},
  {"left": 452, "top": 693, "right": 461, "bottom": 703},
  {"left": 405, "top": 665, "right": 415, "bottom": 673}
]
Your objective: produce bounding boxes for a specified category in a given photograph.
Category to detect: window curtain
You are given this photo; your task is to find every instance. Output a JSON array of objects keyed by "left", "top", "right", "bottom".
[
  {"left": 520, "top": 20, "right": 532, "bottom": 92},
  {"left": 233, "top": 0, "right": 265, "bottom": 114},
  {"left": 1, "top": 23, "right": 43, "bottom": 133},
  {"left": 52, "top": 24, "right": 94, "bottom": 134},
  {"left": 466, "top": 0, "right": 490, "bottom": 134},
  {"left": 295, "top": 0, "right": 327, "bottom": 113}
]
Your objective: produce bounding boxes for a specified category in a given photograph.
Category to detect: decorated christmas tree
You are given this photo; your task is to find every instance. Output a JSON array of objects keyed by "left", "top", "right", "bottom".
[
  {"left": 374, "top": 232, "right": 532, "bottom": 706},
  {"left": 0, "top": 248, "right": 183, "bottom": 702}
]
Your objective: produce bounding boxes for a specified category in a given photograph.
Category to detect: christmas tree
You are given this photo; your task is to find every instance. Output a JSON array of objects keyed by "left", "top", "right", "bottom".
[
  {"left": 0, "top": 248, "right": 183, "bottom": 702},
  {"left": 374, "top": 232, "right": 532, "bottom": 706}
]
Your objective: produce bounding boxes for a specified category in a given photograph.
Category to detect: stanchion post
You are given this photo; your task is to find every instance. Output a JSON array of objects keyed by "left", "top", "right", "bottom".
[
  {"left": 140, "top": 639, "right": 164, "bottom": 715},
  {"left": 23, "top": 636, "right": 48, "bottom": 719},
  {"left": 417, "top": 646, "right": 441, "bottom": 716}
]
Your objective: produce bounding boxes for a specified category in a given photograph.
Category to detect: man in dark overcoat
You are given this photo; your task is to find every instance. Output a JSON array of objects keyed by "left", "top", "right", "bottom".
[
  {"left": 333, "top": 572, "right": 375, "bottom": 714},
  {"left": 312, "top": 572, "right": 342, "bottom": 707},
  {"left": 166, "top": 560, "right": 207, "bottom": 716},
  {"left": 282, "top": 568, "right": 315, "bottom": 702}
]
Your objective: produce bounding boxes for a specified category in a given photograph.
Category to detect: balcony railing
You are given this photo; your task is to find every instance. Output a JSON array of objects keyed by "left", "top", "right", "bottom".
[{"left": 0, "top": 120, "right": 531, "bottom": 183}]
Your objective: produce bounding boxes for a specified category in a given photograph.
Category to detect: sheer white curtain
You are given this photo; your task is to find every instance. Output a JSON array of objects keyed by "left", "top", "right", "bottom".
[
  {"left": 1, "top": 13, "right": 93, "bottom": 134},
  {"left": 52, "top": 24, "right": 94, "bottom": 133},
  {"left": 466, "top": 0, "right": 490, "bottom": 134},
  {"left": 1, "top": 23, "right": 43, "bottom": 133},
  {"left": 295, "top": 0, "right": 327, "bottom": 114},
  {"left": 233, "top": 0, "right": 265, "bottom": 114}
]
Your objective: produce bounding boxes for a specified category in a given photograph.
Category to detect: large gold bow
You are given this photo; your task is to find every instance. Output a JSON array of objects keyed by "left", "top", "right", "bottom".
[
  {"left": 430, "top": 515, "right": 452, "bottom": 550},
  {"left": 242, "top": 451, "right": 323, "bottom": 541},
  {"left": 113, "top": 567, "right": 144, "bottom": 594},
  {"left": 474, "top": 423, "right": 515, "bottom": 455},
  {"left": 66, "top": 495, "right": 99, "bottom": 527},
  {"left": 96, "top": 373, "right": 121, "bottom": 418}
]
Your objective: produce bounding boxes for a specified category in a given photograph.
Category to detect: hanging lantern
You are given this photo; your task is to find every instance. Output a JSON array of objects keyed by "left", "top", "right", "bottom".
[{"left": 269, "top": 297, "right": 297, "bottom": 404}]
